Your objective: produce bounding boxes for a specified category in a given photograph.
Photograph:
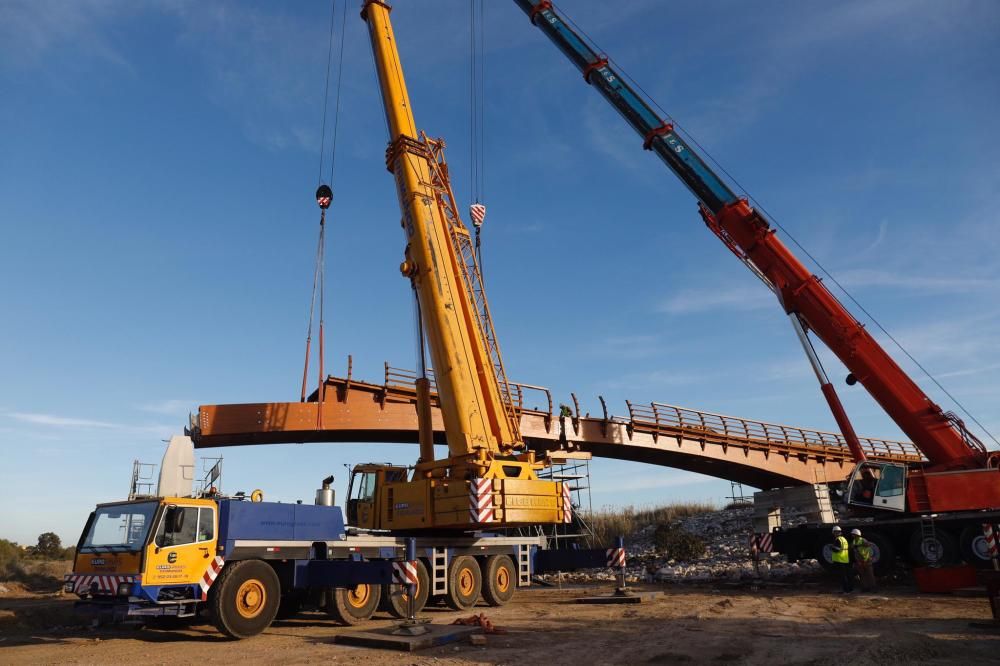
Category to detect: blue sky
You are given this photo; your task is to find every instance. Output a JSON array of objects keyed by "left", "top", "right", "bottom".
[{"left": 1, "top": 0, "right": 998, "bottom": 545}]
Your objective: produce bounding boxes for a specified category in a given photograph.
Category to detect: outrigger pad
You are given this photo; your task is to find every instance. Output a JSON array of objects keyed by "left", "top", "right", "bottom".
[
  {"left": 334, "top": 623, "right": 482, "bottom": 651},
  {"left": 575, "top": 590, "right": 661, "bottom": 604}
]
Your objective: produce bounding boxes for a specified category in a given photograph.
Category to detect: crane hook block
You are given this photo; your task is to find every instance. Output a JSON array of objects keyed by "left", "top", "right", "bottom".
[{"left": 315, "top": 184, "right": 333, "bottom": 210}]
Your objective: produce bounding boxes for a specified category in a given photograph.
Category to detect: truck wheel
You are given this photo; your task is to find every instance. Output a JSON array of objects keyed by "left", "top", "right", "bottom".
[
  {"left": 960, "top": 525, "right": 993, "bottom": 567},
  {"left": 482, "top": 555, "right": 516, "bottom": 607},
  {"left": 325, "top": 584, "right": 381, "bottom": 626},
  {"left": 815, "top": 540, "right": 837, "bottom": 572},
  {"left": 445, "top": 555, "right": 481, "bottom": 611},
  {"left": 381, "top": 559, "right": 430, "bottom": 618},
  {"left": 863, "top": 531, "right": 895, "bottom": 576},
  {"left": 908, "top": 528, "right": 959, "bottom": 566},
  {"left": 210, "top": 560, "right": 281, "bottom": 639}
]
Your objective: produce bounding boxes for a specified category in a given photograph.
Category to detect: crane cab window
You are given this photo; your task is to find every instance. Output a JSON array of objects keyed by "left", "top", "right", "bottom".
[
  {"left": 875, "top": 464, "right": 905, "bottom": 497},
  {"left": 155, "top": 506, "right": 215, "bottom": 548},
  {"left": 351, "top": 472, "right": 377, "bottom": 502},
  {"left": 849, "top": 463, "right": 881, "bottom": 505},
  {"left": 384, "top": 469, "right": 407, "bottom": 483}
]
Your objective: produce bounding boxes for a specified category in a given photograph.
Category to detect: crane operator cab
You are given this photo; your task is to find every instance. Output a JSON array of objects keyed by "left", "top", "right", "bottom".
[
  {"left": 846, "top": 461, "right": 907, "bottom": 512},
  {"left": 346, "top": 464, "right": 409, "bottom": 529}
]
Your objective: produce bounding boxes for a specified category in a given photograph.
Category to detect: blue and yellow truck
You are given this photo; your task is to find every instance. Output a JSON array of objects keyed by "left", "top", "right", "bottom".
[{"left": 66, "top": 458, "right": 598, "bottom": 639}]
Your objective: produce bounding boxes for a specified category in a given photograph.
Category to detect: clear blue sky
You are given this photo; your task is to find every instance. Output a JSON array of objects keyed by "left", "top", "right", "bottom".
[{"left": 1, "top": 0, "right": 998, "bottom": 546}]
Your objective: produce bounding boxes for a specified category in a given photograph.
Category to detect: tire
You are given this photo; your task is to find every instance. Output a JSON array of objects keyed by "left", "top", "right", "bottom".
[
  {"left": 908, "top": 528, "right": 959, "bottom": 566},
  {"left": 324, "top": 584, "right": 381, "bottom": 626},
  {"left": 381, "top": 559, "right": 430, "bottom": 619},
  {"left": 445, "top": 555, "right": 481, "bottom": 611},
  {"left": 815, "top": 540, "right": 837, "bottom": 572},
  {"left": 863, "top": 531, "right": 895, "bottom": 577},
  {"left": 210, "top": 560, "right": 281, "bottom": 639},
  {"left": 960, "top": 525, "right": 993, "bottom": 568},
  {"left": 481, "top": 555, "right": 516, "bottom": 607}
]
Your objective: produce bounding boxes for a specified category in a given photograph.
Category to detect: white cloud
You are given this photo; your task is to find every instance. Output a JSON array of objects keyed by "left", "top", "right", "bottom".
[
  {"left": 8, "top": 412, "right": 121, "bottom": 429},
  {"left": 657, "top": 283, "right": 774, "bottom": 315},
  {"left": 5, "top": 412, "right": 176, "bottom": 438},
  {"left": 861, "top": 219, "right": 889, "bottom": 254},
  {"left": 581, "top": 334, "right": 662, "bottom": 361},
  {"left": 138, "top": 399, "right": 196, "bottom": 416},
  {"left": 0, "top": 0, "right": 133, "bottom": 72},
  {"left": 837, "top": 268, "right": 997, "bottom": 294}
]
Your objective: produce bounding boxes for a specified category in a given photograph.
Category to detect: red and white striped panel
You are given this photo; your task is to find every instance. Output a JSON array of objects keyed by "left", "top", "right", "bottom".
[
  {"left": 69, "top": 574, "right": 135, "bottom": 595},
  {"left": 984, "top": 523, "right": 998, "bottom": 558},
  {"left": 757, "top": 533, "right": 773, "bottom": 554},
  {"left": 469, "top": 478, "right": 494, "bottom": 524},
  {"left": 606, "top": 547, "right": 626, "bottom": 569},
  {"left": 392, "top": 560, "right": 420, "bottom": 587},
  {"left": 469, "top": 203, "right": 486, "bottom": 227},
  {"left": 198, "top": 556, "right": 226, "bottom": 600},
  {"left": 562, "top": 483, "right": 572, "bottom": 523}
]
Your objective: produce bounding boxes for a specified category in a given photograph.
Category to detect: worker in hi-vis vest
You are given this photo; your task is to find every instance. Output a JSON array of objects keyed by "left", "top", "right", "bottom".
[
  {"left": 851, "top": 528, "right": 876, "bottom": 592},
  {"left": 831, "top": 526, "right": 852, "bottom": 593}
]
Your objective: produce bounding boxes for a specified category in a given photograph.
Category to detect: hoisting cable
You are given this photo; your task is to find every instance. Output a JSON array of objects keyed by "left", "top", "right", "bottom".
[
  {"left": 551, "top": 1, "right": 999, "bottom": 448},
  {"left": 301, "top": 0, "right": 347, "bottom": 419},
  {"left": 468, "top": 0, "right": 487, "bottom": 269}
]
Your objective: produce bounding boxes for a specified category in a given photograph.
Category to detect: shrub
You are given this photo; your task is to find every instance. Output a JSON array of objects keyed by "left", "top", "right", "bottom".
[
  {"left": 0, "top": 538, "right": 25, "bottom": 581},
  {"left": 652, "top": 524, "right": 705, "bottom": 561},
  {"left": 586, "top": 502, "right": 715, "bottom": 547}
]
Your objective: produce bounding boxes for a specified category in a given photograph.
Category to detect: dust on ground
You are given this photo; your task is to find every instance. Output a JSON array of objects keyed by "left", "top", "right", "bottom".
[{"left": 2, "top": 581, "right": 997, "bottom": 665}]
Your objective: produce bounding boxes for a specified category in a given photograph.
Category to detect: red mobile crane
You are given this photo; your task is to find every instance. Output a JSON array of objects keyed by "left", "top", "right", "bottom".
[{"left": 516, "top": 1, "right": 999, "bottom": 568}]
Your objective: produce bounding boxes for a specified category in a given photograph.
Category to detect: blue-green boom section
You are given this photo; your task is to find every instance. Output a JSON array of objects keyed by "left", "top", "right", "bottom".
[{"left": 514, "top": 1, "right": 739, "bottom": 214}]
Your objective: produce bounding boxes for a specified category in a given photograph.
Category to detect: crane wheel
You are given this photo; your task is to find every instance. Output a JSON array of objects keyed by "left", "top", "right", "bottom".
[
  {"left": 210, "top": 560, "right": 281, "bottom": 639},
  {"left": 445, "top": 555, "right": 482, "bottom": 611},
  {"left": 380, "top": 559, "right": 430, "bottom": 618},
  {"left": 959, "top": 525, "right": 993, "bottom": 568},
  {"left": 908, "top": 528, "right": 958, "bottom": 566},
  {"left": 481, "top": 555, "right": 516, "bottom": 607},
  {"left": 325, "top": 584, "right": 381, "bottom": 626},
  {"left": 862, "top": 531, "right": 895, "bottom": 577},
  {"left": 814, "top": 539, "right": 838, "bottom": 572}
]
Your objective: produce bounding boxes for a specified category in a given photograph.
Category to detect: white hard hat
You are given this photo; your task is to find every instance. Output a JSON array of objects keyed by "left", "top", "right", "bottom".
[
  {"left": 850, "top": 528, "right": 862, "bottom": 536},
  {"left": 832, "top": 526, "right": 842, "bottom": 533}
]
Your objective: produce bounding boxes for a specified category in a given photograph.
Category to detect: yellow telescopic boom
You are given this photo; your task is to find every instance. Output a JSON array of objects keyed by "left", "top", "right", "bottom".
[
  {"left": 357, "top": 1, "right": 566, "bottom": 529},
  {"left": 362, "top": 0, "right": 520, "bottom": 463}
]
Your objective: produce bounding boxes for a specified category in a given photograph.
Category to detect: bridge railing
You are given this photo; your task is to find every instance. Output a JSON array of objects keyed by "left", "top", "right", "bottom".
[
  {"left": 376, "top": 363, "right": 920, "bottom": 461},
  {"left": 382, "top": 364, "right": 554, "bottom": 415},
  {"left": 626, "top": 401, "right": 921, "bottom": 460}
]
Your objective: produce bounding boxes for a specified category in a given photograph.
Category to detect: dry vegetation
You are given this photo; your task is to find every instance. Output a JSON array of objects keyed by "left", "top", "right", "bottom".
[
  {"left": 584, "top": 502, "right": 716, "bottom": 547},
  {"left": 0, "top": 539, "right": 71, "bottom": 595}
]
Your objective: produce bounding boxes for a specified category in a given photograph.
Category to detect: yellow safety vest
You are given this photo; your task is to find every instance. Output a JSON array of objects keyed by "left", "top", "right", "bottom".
[
  {"left": 832, "top": 535, "right": 850, "bottom": 564},
  {"left": 853, "top": 537, "right": 873, "bottom": 563}
]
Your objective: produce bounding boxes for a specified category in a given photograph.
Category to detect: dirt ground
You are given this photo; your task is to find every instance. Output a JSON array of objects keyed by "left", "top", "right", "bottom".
[{"left": 2, "top": 580, "right": 999, "bottom": 665}]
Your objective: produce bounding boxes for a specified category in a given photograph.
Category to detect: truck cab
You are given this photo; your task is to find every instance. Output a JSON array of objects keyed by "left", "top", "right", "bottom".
[{"left": 68, "top": 497, "right": 219, "bottom": 617}]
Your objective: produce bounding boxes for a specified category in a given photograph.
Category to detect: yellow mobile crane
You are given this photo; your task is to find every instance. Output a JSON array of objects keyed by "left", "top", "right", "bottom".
[{"left": 350, "top": 0, "right": 569, "bottom": 530}]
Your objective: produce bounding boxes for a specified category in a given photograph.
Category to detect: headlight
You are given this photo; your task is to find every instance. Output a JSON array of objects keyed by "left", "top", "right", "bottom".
[
  {"left": 117, "top": 582, "right": 133, "bottom": 596},
  {"left": 64, "top": 580, "right": 75, "bottom": 593}
]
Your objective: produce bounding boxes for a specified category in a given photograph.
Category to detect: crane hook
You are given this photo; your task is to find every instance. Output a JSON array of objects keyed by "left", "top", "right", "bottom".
[{"left": 316, "top": 184, "right": 333, "bottom": 210}]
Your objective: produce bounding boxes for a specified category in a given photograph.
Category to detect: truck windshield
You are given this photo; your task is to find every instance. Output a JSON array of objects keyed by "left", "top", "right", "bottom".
[{"left": 80, "top": 501, "right": 159, "bottom": 552}]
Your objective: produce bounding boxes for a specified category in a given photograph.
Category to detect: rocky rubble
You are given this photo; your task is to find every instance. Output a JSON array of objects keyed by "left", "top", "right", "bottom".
[{"left": 543, "top": 506, "right": 822, "bottom": 585}]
